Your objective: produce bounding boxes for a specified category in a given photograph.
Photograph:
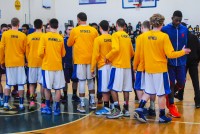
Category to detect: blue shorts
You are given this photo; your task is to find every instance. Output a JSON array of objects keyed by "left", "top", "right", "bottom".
[
  {"left": 168, "top": 65, "right": 186, "bottom": 87},
  {"left": 134, "top": 71, "right": 145, "bottom": 90}
]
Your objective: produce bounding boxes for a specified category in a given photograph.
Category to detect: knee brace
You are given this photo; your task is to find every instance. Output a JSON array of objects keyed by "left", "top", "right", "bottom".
[
  {"left": 87, "top": 79, "right": 94, "bottom": 90},
  {"left": 79, "top": 80, "right": 86, "bottom": 94}
]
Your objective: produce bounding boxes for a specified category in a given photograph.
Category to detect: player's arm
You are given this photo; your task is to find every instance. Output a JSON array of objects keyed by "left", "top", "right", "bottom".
[
  {"left": 67, "top": 29, "right": 75, "bottom": 47},
  {"left": 164, "top": 34, "right": 190, "bottom": 58},
  {"left": 38, "top": 35, "right": 46, "bottom": 58},
  {"left": 106, "top": 34, "right": 119, "bottom": 61},
  {"left": 133, "top": 37, "right": 141, "bottom": 71},
  {"left": 61, "top": 41, "right": 66, "bottom": 57},
  {"left": 91, "top": 38, "right": 100, "bottom": 73},
  {"left": 25, "top": 36, "right": 30, "bottom": 62},
  {"left": 1, "top": 33, "right": 6, "bottom": 64}
]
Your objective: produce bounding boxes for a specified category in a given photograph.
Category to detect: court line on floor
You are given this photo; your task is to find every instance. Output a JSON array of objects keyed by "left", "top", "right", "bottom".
[{"left": 14, "top": 111, "right": 93, "bottom": 134}]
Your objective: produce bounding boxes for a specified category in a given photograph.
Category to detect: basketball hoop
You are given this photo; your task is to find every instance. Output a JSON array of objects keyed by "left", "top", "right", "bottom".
[{"left": 133, "top": 3, "right": 142, "bottom": 8}]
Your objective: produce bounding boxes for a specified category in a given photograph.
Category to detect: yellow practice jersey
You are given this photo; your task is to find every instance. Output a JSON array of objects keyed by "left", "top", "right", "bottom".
[
  {"left": 67, "top": 25, "right": 98, "bottom": 64},
  {"left": 106, "top": 30, "right": 134, "bottom": 68},
  {"left": 38, "top": 32, "right": 66, "bottom": 71},
  {"left": 91, "top": 34, "right": 112, "bottom": 72},
  {"left": 1, "top": 30, "right": 27, "bottom": 67},
  {"left": 134, "top": 34, "right": 145, "bottom": 71},
  {"left": 139, "top": 30, "right": 185, "bottom": 73},
  {"left": 27, "top": 32, "right": 44, "bottom": 67}
]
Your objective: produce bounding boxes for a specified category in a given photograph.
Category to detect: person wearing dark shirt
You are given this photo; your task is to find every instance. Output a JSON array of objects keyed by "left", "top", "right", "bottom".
[
  {"left": 62, "top": 25, "right": 79, "bottom": 102},
  {"left": 175, "top": 22, "right": 200, "bottom": 108}
]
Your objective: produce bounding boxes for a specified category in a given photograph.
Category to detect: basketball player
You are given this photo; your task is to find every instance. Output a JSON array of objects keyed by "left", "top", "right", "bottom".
[
  {"left": 106, "top": 18, "right": 134, "bottom": 119},
  {"left": 162, "top": 10, "right": 188, "bottom": 118},
  {"left": 91, "top": 20, "right": 112, "bottom": 115},
  {"left": 39, "top": 18, "right": 66, "bottom": 116},
  {"left": 26, "top": 19, "right": 45, "bottom": 110},
  {"left": 67, "top": 12, "right": 98, "bottom": 113},
  {"left": 62, "top": 25, "right": 79, "bottom": 102},
  {"left": 1, "top": 18, "right": 27, "bottom": 111}
]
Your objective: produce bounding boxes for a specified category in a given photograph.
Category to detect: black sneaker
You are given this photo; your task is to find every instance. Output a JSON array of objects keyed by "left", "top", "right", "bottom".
[
  {"left": 72, "top": 95, "right": 80, "bottom": 102},
  {"left": 174, "top": 90, "right": 183, "bottom": 101}
]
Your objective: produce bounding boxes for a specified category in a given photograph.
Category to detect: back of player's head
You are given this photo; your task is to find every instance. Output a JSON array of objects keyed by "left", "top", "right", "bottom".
[
  {"left": 99, "top": 20, "right": 109, "bottom": 31},
  {"left": 11, "top": 17, "right": 20, "bottom": 27},
  {"left": 150, "top": 14, "right": 165, "bottom": 28},
  {"left": 1, "top": 23, "right": 8, "bottom": 30},
  {"left": 49, "top": 18, "right": 59, "bottom": 29},
  {"left": 142, "top": 20, "right": 150, "bottom": 29},
  {"left": 173, "top": 10, "right": 182, "bottom": 17},
  {"left": 22, "top": 24, "right": 30, "bottom": 30},
  {"left": 34, "top": 19, "right": 43, "bottom": 29},
  {"left": 77, "top": 12, "right": 87, "bottom": 21},
  {"left": 116, "top": 18, "right": 125, "bottom": 28}
]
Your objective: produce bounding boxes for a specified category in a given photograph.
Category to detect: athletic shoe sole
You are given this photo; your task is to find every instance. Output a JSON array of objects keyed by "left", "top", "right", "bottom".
[
  {"left": 106, "top": 114, "right": 123, "bottom": 119},
  {"left": 134, "top": 112, "right": 147, "bottom": 123}
]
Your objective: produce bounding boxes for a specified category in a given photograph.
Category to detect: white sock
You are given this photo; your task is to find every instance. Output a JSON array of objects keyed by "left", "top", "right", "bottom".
[
  {"left": 90, "top": 94, "right": 95, "bottom": 104},
  {"left": 4, "top": 103, "right": 8, "bottom": 106},
  {"left": 150, "top": 100, "right": 155, "bottom": 110},
  {"left": 80, "top": 97, "right": 85, "bottom": 106},
  {"left": 19, "top": 104, "right": 24, "bottom": 108}
]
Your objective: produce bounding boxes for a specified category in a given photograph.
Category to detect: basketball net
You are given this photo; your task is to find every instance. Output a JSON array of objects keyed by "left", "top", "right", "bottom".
[{"left": 133, "top": 2, "right": 142, "bottom": 10}]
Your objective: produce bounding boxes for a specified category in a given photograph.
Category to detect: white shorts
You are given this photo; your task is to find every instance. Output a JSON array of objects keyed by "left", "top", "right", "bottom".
[
  {"left": 108, "top": 67, "right": 132, "bottom": 92},
  {"left": 134, "top": 71, "right": 145, "bottom": 90},
  {"left": 98, "top": 65, "right": 111, "bottom": 93},
  {"left": 42, "top": 70, "right": 65, "bottom": 90},
  {"left": 72, "top": 64, "right": 94, "bottom": 80},
  {"left": 144, "top": 72, "right": 171, "bottom": 96},
  {"left": 28, "top": 67, "right": 42, "bottom": 84},
  {"left": 6, "top": 67, "right": 26, "bottom": 87}
]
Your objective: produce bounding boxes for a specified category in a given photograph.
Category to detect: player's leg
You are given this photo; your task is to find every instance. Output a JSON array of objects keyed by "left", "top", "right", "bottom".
[
  {"left": 28, "top": 68, "right": 37, "bottom": 110},
  {"left": 53, "top": 70, "right": 65, "bottom": 116},
  {"left": 86, "top": 64, "right": 96, "bottom": 110},
  {"left": 95, "top": 65, "right": 111, "bottom": 115},
  {"left": 107, "top": 67, "right": 123, "bottom": 119},
  {"left": 167, "top": 65, "right": 181, "bottom": 118},
  {"left": 189, "top": 64, "right": 200, "bottom": 108},
  {"left": 41, "top": 70, "right": 53, "bottom": 115},
  {"left": 70, "top": 67, "right": 79, "bottom": 102},
  {"left": 155, "top": 72, "right": 172, "bottom": 123},
  {"left": 74, "top": 64, "right": 87, "bottom": 113}
]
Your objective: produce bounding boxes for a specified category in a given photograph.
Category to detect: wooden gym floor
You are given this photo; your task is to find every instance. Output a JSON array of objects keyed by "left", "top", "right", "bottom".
[{"left": 1, "top": 67, "right": 200, "bottom": 134}]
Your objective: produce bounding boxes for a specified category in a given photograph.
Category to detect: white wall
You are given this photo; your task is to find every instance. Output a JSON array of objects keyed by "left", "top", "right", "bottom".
[
  {"left": 55, "top": 0, "right": 200, "bottom": 31},
  {"left": 0, "top": 0, "right": 55, "bottom": 27}
]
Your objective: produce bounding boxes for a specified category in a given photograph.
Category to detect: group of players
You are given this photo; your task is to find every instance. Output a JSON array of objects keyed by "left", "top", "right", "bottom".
[{"left": 0, "top": 9, "right": 198, "bottom": 124}]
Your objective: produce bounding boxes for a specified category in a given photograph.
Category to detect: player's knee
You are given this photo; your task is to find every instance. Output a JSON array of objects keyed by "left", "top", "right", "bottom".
[
  {"left": 87, "top": 79, "right": 94, "bottom": 90},
  {"left": 79, "top": 80, "right": 86, "bottom": 93},
  {"left": 18, "top": 85, "right": 24, "bottom": 91}
]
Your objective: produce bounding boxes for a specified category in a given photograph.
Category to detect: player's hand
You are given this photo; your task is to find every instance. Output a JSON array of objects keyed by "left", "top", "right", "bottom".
[
  {"left": 182, "top": 45, "right": 191, "bottom": 54},
  {"left": 1, "top": 63, "right": 5, "bottom": 69},
  {"left": 91, "top": 72, "right": 95, "bottom": 77},
  {"left": 105, "top": 58, "right": 111, "bottom": 64}
]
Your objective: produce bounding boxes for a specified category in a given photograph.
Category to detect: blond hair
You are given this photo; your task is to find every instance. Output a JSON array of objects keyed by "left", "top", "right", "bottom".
[{"left": 150, "top": 14, "right": 165, "bottom": 28}]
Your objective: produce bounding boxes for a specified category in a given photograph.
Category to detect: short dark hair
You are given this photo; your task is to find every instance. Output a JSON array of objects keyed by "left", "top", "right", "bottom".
[
  {"left": 22, "top": 24, "right": 30, "bottom": 30},
  {"left": 34, "top": 19, "right": 43, "bottom": 29},
  {"left": 142, "top": 20, "right": 150, "bottom": 29},
  {"left": 45, "top": 23, "right": 49, "bottom": 29},
  {"left": 90, "top": 23, "right": 98, "bottom": 27},
  {"left": 11, "top": 17, "right": 20, "bottom": 27},
  {"left": 99, "top": 20, "right": 109, "bottom": 31},
  {"left": 173, "top": 10, "right": 182, "bottom": 17},
  {"left": 77, "top": 12, "right": 87, "bottom": 21},
  {"left": 116, "top": 18, "right": 125, "bottom": 28},
  {"left": 1, "top": 23, "right": 8, "bottom": 30},
  {"left": 49, "top": 18, "right": 59, "bottom": 29}
]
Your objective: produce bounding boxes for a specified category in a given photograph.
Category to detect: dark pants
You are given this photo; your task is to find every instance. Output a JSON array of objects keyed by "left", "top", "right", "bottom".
[
  {"left": 186, "top": 64, "right": 200, "bottom": 104},
  {"left": 168, "top": 65, "right": 186, "bottom": 104}
]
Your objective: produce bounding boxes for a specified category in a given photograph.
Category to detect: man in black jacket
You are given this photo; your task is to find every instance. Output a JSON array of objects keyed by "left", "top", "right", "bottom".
[{"left": 175, "top": 22, "right": 200, "bottom": 108}]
